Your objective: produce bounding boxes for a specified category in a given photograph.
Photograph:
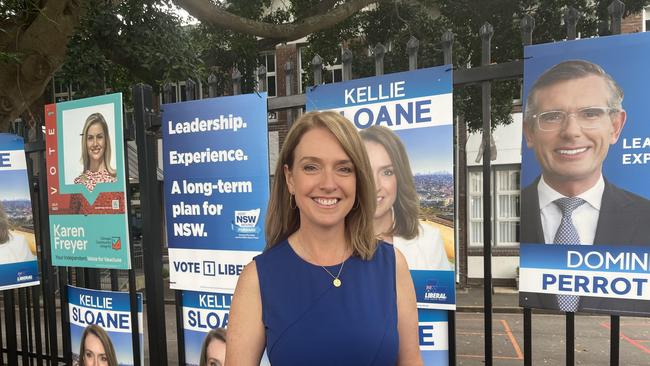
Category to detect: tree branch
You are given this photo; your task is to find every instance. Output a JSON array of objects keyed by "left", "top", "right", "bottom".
[{"left": 174, "top": 0, "right": 377, "bottom": 41}]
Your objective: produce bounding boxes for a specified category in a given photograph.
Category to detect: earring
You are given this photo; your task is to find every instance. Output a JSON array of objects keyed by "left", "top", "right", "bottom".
[{"left": 290, "top": 194, "right": 297, "bottom": 210}]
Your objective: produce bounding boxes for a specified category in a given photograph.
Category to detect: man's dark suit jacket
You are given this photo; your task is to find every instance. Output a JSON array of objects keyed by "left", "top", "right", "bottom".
[{"left": 519, "top": 177, "right": 650, "bottom": 315}]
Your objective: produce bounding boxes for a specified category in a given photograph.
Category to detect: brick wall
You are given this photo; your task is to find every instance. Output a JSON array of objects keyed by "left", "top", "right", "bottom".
[{"left": 622, "top": 11, "right": 643, "bottom": 33}]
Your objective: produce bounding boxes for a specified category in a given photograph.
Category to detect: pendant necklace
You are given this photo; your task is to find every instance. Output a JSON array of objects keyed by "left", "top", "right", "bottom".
[{"left": 297, "top": 235, "right": 346, "bottom": 288}]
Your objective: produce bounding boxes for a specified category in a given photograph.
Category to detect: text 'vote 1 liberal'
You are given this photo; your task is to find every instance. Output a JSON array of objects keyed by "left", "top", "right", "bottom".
[
  {"left": 163, "top": 93, "right": 270, "bottom": 293},
  {"left": 68, "top": 285, "right": 143, "bottom": 365},
  {"left": 307, "top": 66, "right": 455, "bottom": 366}
]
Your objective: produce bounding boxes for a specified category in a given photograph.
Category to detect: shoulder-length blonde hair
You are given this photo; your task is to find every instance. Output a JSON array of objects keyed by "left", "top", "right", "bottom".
[
  {"left": 78, "top": 324, "right": 118, "bottom": 366},
  {"left": 265, "top": 111, "right": 377, "bottom": 260},
  {"left": 80, "top": 113, "right": 116, "bottom": 176},
  {"left": 360, "top": 126, "right": 420, "bottom": 240}
]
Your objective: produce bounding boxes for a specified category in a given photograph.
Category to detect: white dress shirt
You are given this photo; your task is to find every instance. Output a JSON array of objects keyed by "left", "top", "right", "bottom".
[{"left": 537, "top": 176, "right": 604, "bottom": 245}]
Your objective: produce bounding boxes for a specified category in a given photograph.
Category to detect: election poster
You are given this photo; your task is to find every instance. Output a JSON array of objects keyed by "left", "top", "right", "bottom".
[
  {"left": 519, "top": 32, "right": 650, "bottom": 316},
  {"left": 307, "top": 65, "right": 455, "bottom": 364},
  {"left": 68, "top": 285, "right": 143, "bottom": 366},
  {"left": 45, "top": 93, "right": 131, "bottom": 269},
  {"left": 163, "top": 93, "right": 270, "bottom": 292},
  {"left": 0, "top": 133, "right": 39, "bottom": 290}
]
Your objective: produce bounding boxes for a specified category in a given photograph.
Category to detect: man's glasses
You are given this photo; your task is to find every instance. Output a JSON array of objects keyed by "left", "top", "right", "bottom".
[{"left": 532, "top": 107, "right": 620, "bottom": 131}]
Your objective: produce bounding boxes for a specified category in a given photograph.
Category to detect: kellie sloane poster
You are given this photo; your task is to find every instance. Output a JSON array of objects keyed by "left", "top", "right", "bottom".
[
  {"left": 519, "top": 32, "right": 650, "bottom": 316},
  {"left": 163, "top": 93, "right": 270, "bottom": 292},
  {"left": 0, "top": 133, "right": 39, "bottom": 290},
  {"left": 307, "top": 65, "right": 455, "bottom": 364},
  {"left": 45, "top": 93, "right": 131, "bottom": 269}
]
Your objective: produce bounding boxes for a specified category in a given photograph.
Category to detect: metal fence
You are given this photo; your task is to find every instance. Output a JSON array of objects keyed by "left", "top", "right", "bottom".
[{"left": 0, "top": 1, "right": 634, "bottom": 365}]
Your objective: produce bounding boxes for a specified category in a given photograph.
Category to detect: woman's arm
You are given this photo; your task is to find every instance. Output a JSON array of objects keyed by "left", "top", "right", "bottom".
[
  {"left": 395, "top": 248, "right": 424, "bottom": 366},
  {"left": 225, "top": 261, "right": 266, "bottom": 366}
]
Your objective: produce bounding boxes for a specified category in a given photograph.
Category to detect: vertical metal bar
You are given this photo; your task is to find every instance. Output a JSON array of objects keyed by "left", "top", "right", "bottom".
[
  {"left": 208, "top": 73, "right": 218, "bottom": 98},
  {"left": 176, "top": 291, "right": 186, "bottom": 366},
  {"left": 164, "top": 83, "right": 173, "bottom": 104},
  {"left": 186, "top": 78, "right": 196, "bottom": 101},
  {"left": 441, "top": 30, "right": 454, "bottom": 65},
  {"left": 0, "top": 289, "right": 3, "bottom": 366},
  {"left": 18, "top": 289, "right": 29, "bottom": 366},
  {"left": 31, "top": 286, "right": 43, "bottom": 366},
  {"left": 374, "top": 43, "right": 386, "bottom": 76},
  {"left": 311, "top": 55, "right": 323, "bottom": 86},
  {"left": 58, "top": 267, "right": 71, "bottom": 364},
  {"left": 524, "top": 308, "right": 532, "bottom": 366},
  {"left": 610, "top": 315, "right": 620, "bottom": 366},
  {"left": 566, "top": 312, "right": 575, "bottom": 366},
  {"left": 110, "top": 270, "right": 119, "bottom": 291},
  {"left": 407, "top": 37, "right": 419, "bottom": 71},
  {"left": 232, "top": 68, "right": 242, "bottom": 95},
  {"left": 257, "top": 66, "right": 268, "bottom": 93},
  {"left": 133, "top": 83, "right": 166, "bottom": 365},
  {"left": 479, "top": 21, "right": 494, "bottom": 366},
  {"left": 5, "top": 290, "right": 18, "bottom": 365},
  {"left": 608, "top": 0, "right": 625, "bottom": 35},
  {"left": 564, "top": 7, "right": 580, "bottom": 41},
  {"left": 447, "top": 311, "right": 456, "bottom": 366},
  {"left": 341, "top": 48, "right": 353, "bottom": 82}
]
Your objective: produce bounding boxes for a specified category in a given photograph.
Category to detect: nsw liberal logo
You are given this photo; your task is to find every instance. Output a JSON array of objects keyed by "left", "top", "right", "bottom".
[
  {"left": 423, "top": 279, "right": 448, "bottom": 302},
  {"left": 231, "top": 208, "right": 261, "bottom": 239}
]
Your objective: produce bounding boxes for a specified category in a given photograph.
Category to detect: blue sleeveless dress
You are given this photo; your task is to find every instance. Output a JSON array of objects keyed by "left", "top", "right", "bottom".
[{"left": 255, "top": 240, "right": 399, "bottom": 366}]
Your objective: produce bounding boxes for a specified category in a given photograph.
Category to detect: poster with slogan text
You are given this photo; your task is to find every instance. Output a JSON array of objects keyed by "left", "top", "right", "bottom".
[
  {"left": 307, "top": 65, "right": 455, "bottom": 364},
  {"left": 163, "top": 93, "right": 270, "bottom": 292},
  {"left": 45, "top": 93, "right": 131, "bottom": 269},
  {"left": 68, "top": 285, "right": 143, "bottom": 366},
  {"left": 520, "top": 32, "right": 650, "bottom": 316},
  {"left": 0, "top": 133, "right": 39, "bottom": 290}
]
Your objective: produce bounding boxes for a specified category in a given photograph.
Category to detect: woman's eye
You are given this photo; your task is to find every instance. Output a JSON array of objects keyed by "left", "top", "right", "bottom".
[
  {"left": 100, "top": 356, "right": 108, "bottom": 362},
  {"left": 382, "top": 168, "right": 394, "bottom": 177},
  {"left": 338, "top": 166, "right": 354, "bottom": 174},
  {"left": 303, "top": 164, "right": 318, "bottom": 172},
  {"left": 85, "top": 351, "right": 93, "bottom": 358}
]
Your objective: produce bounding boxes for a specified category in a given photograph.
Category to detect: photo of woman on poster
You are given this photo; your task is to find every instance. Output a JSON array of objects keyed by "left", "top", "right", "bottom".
[
  {"left": 77, "top": 324, "right": 118, "bottom": 366},
  {"left": 74, "top": 112, "right": 117, "bottom": 192},
  {"left": 199, "top": 328, "right": 227, "bottom": 366},
  {"left": 0, "top": 201, "right": 36, "bottom": 265},
  {"left": 361, "top": 126, "right": 452, "bottom": 271}
]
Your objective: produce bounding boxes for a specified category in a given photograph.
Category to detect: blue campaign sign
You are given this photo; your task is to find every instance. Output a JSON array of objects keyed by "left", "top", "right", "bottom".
[
  {"left": 163, "top": 93, "right": 270, "bottom": 292},
  {"left": 68, "top": 285, "right": 143, "bottom": 366},
  {"left": 0, "top": 133, "right": 39, "bottom": 290},
  {"left": 519, "top": 33, "right": 650, "bottom": 316}
]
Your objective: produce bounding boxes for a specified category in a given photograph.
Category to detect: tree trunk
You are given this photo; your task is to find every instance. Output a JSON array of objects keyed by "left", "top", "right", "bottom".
[{"left": 0, "top": 0, "right": 86, "bottom": 132}]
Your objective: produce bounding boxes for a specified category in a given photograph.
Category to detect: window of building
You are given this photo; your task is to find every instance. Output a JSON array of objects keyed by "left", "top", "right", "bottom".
[
  {"left": 468, "top": 166, "right": 521, "bottom": 248},
  {"left": 258, "top": 52, "right": 277, "bottom": 97},
  {"left": 645, "top": 6, "right": 650, "bottom": 31}
]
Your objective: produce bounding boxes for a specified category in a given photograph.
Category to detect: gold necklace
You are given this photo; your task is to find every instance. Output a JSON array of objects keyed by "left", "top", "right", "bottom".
[{"left": 296, "top": 234, "right": 346, "bottom": 288}]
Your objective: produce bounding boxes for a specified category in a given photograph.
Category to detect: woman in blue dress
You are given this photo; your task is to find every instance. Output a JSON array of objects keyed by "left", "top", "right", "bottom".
[{"left": 226, "top": 111, "right": 422, "bottom": 366}]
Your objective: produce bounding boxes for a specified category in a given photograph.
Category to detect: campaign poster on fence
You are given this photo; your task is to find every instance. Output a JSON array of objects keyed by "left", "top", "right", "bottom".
[
  {"left": 0, "top": 134, "right": 39, "bottom": 290},
  {"left": 68, "top": 285, "right": 143, "bottom": 366},
  {"left": 519, "top": 32, "right": 650, "bottom": 316},
  {"left": 163, "top": 93, "right": 270, "bottom": 292},
  {"left": 307, "top": 66, "right": 455, "bottom": 363},
  {"left": 45, "top": 93, "right": 131, "bottom": 269}
]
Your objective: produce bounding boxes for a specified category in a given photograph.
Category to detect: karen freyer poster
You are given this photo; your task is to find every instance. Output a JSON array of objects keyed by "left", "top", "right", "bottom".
[
  {"left": 519, "top": 32, "right": 650, "bottom": 316},
  {"left": 68, "top": 285, "right": 143, "bottom": 366},
  {"left": 0, "top": 133, "right": 39, "bottom": 290},
  {"left": 163, "top": 93, "right": 270, "bottom": 292},
  {"left": 45, "top": 93, "right": 131, "bottom": 269},
  {"left": 307, "top": 66, "right": 455, "bottom": 364}
]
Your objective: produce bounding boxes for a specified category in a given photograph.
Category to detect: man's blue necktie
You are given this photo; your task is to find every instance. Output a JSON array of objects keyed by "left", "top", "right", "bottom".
[{"left": 553, "top": 197, "right": 586, "bottom": 312}]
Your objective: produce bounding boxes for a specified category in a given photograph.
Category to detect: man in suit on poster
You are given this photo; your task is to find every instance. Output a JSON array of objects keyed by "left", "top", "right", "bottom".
[{"left": 519, "top": 59, "right": 650, "bottom": 315}]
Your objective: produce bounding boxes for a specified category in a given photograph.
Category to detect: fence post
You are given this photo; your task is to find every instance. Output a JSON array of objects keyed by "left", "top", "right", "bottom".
[
  {"left": 374, "top": 43, "right": 386, "bottom": 76},
  {"left": 342, "top": 47, "right": 353, "bottom": 81},
  {"left": 564, "top": 7, "right": 580, "bottom": 40},
  {"left": 521, "top": 14, "right": 535, "bottom": 46},
  {"left": 186, "top": 78, "right": 196, "bottom": 101},
  {"left": 133, "top": 83, "right": 165, "bottom": 366},
  {"left": 208, "top": 73, "right": 218, "bottom": 98},
  {"left": 285, "top": 59, "right": 295, "bottom": 126},
  {"left": 441, "top": 30, "right": 454, "bottom": 65},
  {"left": 163, "top": 83, "right": 173, "bottom": 104},
  {"left": 407, "top": 37, "right": 419, "bottom": 71},
  {"left": 312, "top": 54, "right": 323, "bottom": 86},
  {"left": 479, "top": 21, "right": 494, "bottom": 366},
  {"left": 258, "top": 65, "right": 268, "bottom": 93},
  {"left": 232, "top": 68, "right": 241, "bottom": 95},
  {"left": 608, "top": 0, "right": 625, "bottom": 35}
]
